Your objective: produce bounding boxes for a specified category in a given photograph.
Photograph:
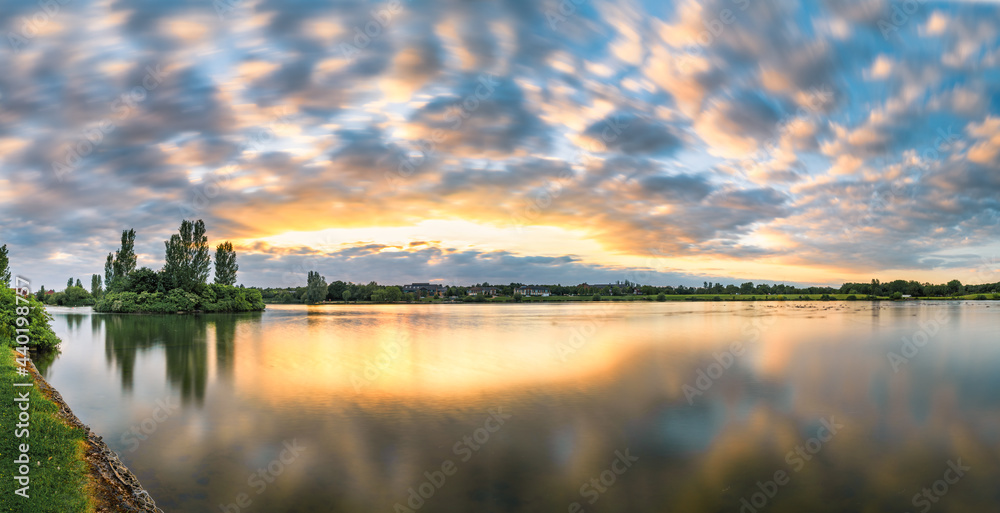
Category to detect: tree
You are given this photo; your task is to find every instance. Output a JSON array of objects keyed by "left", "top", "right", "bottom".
[
  {"left": 0, "top": 244, "right": 9, "bottom": 286},
  {"left": 75, "top": 278, "right": 82, "bottom": 288},
  {"left": 163, "top": 220, "right": 211, "bottom": 292},
  {"left": 67, "top": 277, "right": 74, "bottom": 289},
  {"left": 105, "top": 253, "right": 116, "bottom": 291},
  {"left": 326, "top": 281, "right": 348, "bottom": 301},
  {"left": 306, "top": 271, "right": 327, "bottom": 304},
  {"left": 114, "top": 229, "right": 137, "bottom": 278},
  {"left": 342, "top": 290, "right": 351, "bottom": 303},
  {"left": 128, "top": 267, "right": 160, "bottom": 293},
  {"left": 91, "top": 275, "right": 103, "bottom": 298},
  {"left": 35, "top": 286, "right": 46, "bottom": 302},
  {"left": 383, "top": 286, "right": 402, "bottom": 302},
  {"left": 214, "top": 241, "right": 239, "bottom": 286}
]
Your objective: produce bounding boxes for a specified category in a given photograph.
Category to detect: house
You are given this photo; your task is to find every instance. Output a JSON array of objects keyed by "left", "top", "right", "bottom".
[
  {"left": 516, "top": 286, "right": 550, "bottom": 297},
  {"left": 467, "top": 287, "right": 499, "bottom": 297},
  {"left": 402, "top": 283, "right": 448, "bottom": 297}
]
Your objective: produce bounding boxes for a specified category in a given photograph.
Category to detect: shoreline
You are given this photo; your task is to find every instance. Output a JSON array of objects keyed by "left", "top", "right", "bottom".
[
  {"left": 16, "top": 348, "right": 163, "bottom": 513},
  {"left": 267, "top": 296, "right": 1000, "bottom": 306}
]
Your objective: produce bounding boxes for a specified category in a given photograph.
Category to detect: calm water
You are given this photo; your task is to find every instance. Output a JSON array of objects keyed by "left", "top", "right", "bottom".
[{"left": 42, "top": 302, "right": 1000, "bottom": 512}]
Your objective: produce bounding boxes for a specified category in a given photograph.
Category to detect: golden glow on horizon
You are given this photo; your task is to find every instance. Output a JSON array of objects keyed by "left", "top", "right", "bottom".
[{"left": 227, "top": 219, "right": 981, "bottom": 285}]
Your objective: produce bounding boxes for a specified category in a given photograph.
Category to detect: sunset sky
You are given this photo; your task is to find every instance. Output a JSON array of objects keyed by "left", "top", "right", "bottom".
[{"left": 1, "top": 0, "right": 999, "bottom": 289}]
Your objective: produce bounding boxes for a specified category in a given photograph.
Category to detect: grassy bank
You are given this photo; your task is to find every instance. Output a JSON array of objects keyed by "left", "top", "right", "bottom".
[{"left": 0, "top": 348, "right": 92, "bottom": 513}]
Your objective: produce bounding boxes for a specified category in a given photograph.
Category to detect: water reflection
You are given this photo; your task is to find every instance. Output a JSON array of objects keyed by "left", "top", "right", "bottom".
[
  {"left": 41, "top": 302, "right": 1000, "bottom": 512},
  {"left": 96, "top": 312, "right": 260, "bottom": 404}
]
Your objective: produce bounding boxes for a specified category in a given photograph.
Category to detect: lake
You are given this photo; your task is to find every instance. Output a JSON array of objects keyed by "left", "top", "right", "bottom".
[{"left": 42, "top": 302, "right": 1000, "bottom": 512}]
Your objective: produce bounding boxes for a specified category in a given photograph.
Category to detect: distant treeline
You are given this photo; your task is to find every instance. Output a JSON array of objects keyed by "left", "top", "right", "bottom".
[{"left": 255, "top": 277, "right": 1000, "bottom": 304}]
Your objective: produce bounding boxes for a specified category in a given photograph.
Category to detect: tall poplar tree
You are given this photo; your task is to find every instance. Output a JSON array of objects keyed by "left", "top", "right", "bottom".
[
  {"left": 163, "top": 220, "right": 210, "bottom": 291},
  {"left": 213, "top": 241, "right": 239, "bottom": 286}
]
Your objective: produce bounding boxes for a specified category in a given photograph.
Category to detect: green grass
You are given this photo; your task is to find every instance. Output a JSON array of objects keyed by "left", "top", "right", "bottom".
[{"left": 0, "top": 348, "right": 92, "bottom": 513}]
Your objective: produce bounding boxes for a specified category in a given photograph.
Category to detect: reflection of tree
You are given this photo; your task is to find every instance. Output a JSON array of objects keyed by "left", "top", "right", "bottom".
[
  {"left": 211, "top": 315, "right": 238, "bottom": 378},
  {"left": 163, "top": 316, "right": 209, "bottom": 405},
  {"left": 100, "top": 312, "right": 261, "bottom": 404},
  {"left": 101, "top": 314, "right": 208, "bottom": 404},
  {"left": 101, "top": 314, "right": 162, "bottom": 391},
  {"left": 32, "top": 347, "right": 59, "bottom": 376},
  {"left": 66, "top": 313, "right": 85, "bottom": 331}
]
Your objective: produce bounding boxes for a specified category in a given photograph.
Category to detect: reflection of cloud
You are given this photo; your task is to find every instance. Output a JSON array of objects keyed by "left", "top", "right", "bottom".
[{"left": 66, "top": 303, "right": 1000, "bottom": 511}]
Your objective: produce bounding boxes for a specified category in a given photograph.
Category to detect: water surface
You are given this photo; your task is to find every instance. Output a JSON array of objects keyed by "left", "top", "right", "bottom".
[{"left": 44, "top": 302, "right": 1000, "bottom": 512}]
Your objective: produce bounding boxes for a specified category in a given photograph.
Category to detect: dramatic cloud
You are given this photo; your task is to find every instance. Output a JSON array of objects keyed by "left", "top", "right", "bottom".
[{"left": 1, "top": 0, "right": 998, "bottom": 288}]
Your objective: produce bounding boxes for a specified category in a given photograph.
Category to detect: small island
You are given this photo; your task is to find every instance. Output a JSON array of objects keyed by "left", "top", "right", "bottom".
[{"left": 89, "top": 220, "right": 264, "bottom": 314}]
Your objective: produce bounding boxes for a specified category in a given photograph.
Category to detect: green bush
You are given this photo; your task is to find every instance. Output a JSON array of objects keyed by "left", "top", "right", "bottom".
[
  {"left": 0, "top": 288, "right": 61, "bottom": 351},
  {"left": 846, "top": 295, "right": 857, "bottom": 300},
  {"left": 592, "top": 294, "right": 602, "bottom": 301},
  {"left": 95, "top": 284, "right": 264, "bottom": 313},
  {"left": 891, "top": 292, "right": 903, "bottom": 300},
  {"left": 656, "top": 293, "right": 667, "bottom": 302},
  {"left": 976, "top": 295, "right": 988, "bottom": 300}
]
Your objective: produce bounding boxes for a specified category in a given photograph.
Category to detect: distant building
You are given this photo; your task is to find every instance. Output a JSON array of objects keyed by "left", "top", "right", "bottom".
[
  {"left": 402, "top": 283, "right": 447, "bottom": 296},
  {"left": 467, "top": 287, "right": 499, "bottom": 297},
  {"left": 9, "top": 287, "right": 30, "bottom": 297},
  {"left": 516, "top": 286, "right": 550, "bottom": 297}
]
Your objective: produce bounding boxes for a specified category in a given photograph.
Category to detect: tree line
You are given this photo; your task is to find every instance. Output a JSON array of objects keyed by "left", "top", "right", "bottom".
[{"left": 255, "top": 276, "right": 1000, "bottom": 304}]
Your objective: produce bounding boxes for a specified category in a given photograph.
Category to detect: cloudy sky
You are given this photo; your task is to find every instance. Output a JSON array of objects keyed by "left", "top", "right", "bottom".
[{"left": 1, "top": 0, "right": 999, "bottom": 289}]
